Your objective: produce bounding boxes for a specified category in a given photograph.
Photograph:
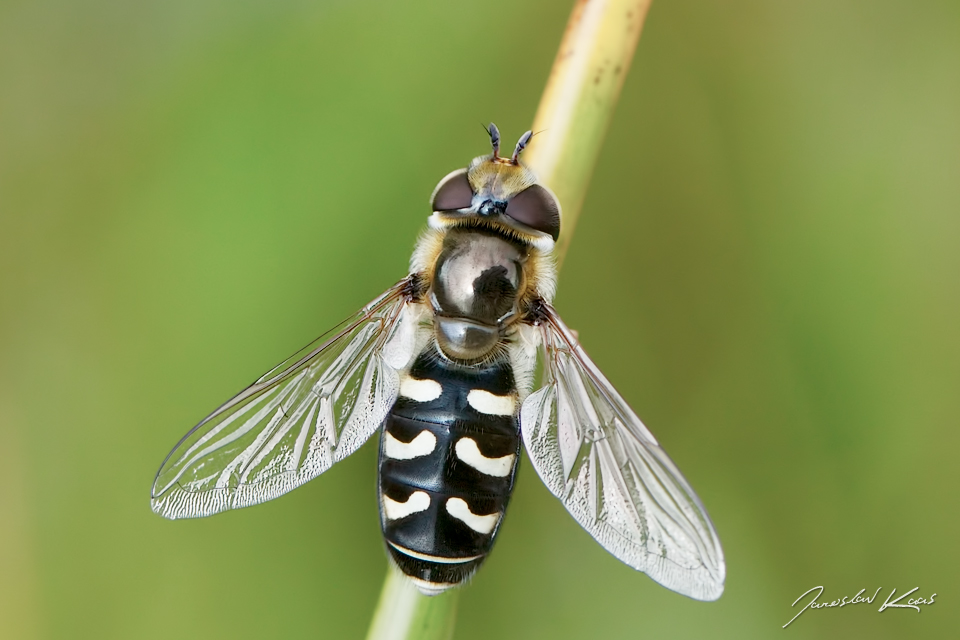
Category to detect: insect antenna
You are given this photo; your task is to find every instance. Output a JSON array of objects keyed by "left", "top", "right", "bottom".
[
  {"left": 512, "top": 130, "right": 533, "bottom": 164},
  {"left": 487, "top": 122, "right": 501, "bottom": 159}
]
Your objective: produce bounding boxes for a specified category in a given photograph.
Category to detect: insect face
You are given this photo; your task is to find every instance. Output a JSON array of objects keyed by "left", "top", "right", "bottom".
[{"left": 429, "top": 127, "right": 561, "bottom": 245}]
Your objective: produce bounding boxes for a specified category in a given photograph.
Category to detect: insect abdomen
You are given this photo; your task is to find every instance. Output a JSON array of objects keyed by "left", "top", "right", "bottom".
[{"left": 378, "top": 347, "right": 520, "bottom": 595}]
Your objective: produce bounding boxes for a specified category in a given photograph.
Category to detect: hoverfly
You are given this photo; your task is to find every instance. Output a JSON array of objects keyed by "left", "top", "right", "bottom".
[{"left": 151, "top": 125, "right": 725, "bottom": 601}]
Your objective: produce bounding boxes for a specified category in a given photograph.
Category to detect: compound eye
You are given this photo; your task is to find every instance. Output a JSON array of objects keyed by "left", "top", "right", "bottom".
[
  {"left": 505, "top": 184, "right": 561, "bottom": 240},
  {"left": 430, "top": 169, "right": 474, "bottom": 211}
]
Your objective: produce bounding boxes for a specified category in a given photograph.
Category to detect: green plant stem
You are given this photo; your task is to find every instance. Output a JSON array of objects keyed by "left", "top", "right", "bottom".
[
  {"left": 365, "top": 568, "right": 459, "bottom": 640},
  {"left": 364, "top": 1, "right": 651, "bottom": 638},
  {"left": 526, "top": 0, "right": 653, "bottom": 268}
]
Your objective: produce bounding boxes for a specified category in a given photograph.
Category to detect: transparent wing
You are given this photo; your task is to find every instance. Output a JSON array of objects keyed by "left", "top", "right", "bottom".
[
  {"left": 151, "top": 278, "right": 423, "bottom": 520},
  {"left": 520, "top": 304, "right": 725, "bottom": 601}
]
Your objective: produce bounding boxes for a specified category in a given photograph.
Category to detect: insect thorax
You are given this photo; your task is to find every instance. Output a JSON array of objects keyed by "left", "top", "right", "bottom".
[{"left": 429, "top": 227, "right": 527, "bottom": 361}]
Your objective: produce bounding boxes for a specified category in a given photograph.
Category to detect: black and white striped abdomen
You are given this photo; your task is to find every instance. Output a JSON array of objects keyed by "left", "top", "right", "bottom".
[{"left": 377, "top": 347, "right": 520, "bottom": 595}]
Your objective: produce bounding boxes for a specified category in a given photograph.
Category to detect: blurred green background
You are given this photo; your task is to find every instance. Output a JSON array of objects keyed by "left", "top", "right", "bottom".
[{"left": 1, "top": 0, "right": 958, "bottom": 638}]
